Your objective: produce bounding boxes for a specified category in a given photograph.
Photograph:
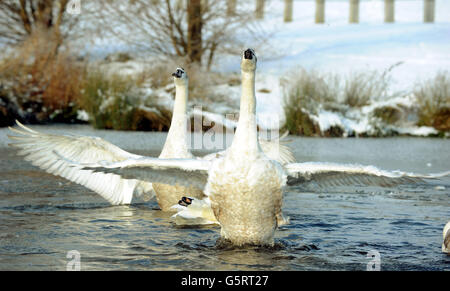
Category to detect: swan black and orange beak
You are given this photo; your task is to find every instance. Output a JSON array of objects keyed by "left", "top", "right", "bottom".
[{"left": 178, "top": 196, "right": 194, "bottom": 207}]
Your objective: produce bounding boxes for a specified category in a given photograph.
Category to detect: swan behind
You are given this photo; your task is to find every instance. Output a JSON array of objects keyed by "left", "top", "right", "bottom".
[
  {"left": 443, "top": 221, "right": 450, "bottom": 254},
  {"left": 152, "top": 68, "right": 205, "bottom": 210}
]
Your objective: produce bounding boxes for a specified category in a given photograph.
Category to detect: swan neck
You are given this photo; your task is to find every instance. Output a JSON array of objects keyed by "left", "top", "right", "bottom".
[
  {"left": 172, "top": 83, "right": 188, "bottom": 121},
  {"left": 161, "top": 82, "right": 189, "bottom": 157},
  {"left": 231, "top": 70, "right": 260, "bottom": 156}
]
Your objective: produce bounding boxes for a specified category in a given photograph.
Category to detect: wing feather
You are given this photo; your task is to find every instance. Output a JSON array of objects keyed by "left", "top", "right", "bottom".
[
  {"left": 285, "top": 162, "right": 450, "bottom": 187},
  {"left": 8, "top": 120, "right": 153, "bottom": 205},
  {"left": 71, "top": 157, "right": 211, "bottom": 191}
]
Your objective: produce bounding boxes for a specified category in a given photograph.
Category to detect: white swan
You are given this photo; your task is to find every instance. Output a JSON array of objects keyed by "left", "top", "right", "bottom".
[
  {"left": 443, "top": 221, "right": 450, "bottom": 254},
  {"left": 67, "top": 49, "right": 450, "bottom": 246},
  {"left": 7, "top": 67, "right": 294, "bottom": 212},
  {"left": 152, "top": 68, "right": 205, "bottom": 210}
]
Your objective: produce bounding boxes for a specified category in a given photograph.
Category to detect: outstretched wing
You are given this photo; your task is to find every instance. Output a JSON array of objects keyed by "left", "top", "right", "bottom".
[
  {"left": 8, "top": 120, "right": 152, "bottom": 205},
  {"left": 285, "top": 162, "right": 450, "bottom": 188},
  {"left": 71, "top": 157, "right": 212, "bottom": 191},
  {"left": 203, "top": 131, "right": 296, "bottom": 165}
]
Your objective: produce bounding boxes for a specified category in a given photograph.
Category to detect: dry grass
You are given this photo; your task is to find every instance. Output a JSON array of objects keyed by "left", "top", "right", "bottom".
[
  {"left": 414, "top": 71, "right": 450, "bottom": 131},
  {"left": 0, "top": 30, "right": 85, "bottom": 123},
  {"left": 282, "top": 68, "right": 338, "bottom": 136},
  {"left": 282, "top": 66, "right": 398, "bottom": 136},
  {"left": 79, "top": 70, "right": 173, "bottom": 131}
]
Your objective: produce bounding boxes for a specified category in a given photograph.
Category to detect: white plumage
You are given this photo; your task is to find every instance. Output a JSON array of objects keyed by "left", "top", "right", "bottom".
[
  {"left": 8, "top": 121, "right": 152, "bottom": 205},
  {"left": 443, "top": 221, "right": 450, "bottom": 254}
]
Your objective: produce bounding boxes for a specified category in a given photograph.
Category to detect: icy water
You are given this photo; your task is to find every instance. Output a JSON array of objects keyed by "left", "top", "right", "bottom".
[{"left": 0, "top": 125, "right": 449, "bottom": 271}]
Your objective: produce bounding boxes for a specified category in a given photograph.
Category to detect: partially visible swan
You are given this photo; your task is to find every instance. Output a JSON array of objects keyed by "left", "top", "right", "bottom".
[
  {"left": 68, "top": 49, "right": 450, "bottom": 246},
  {"left": 152, "top": 68, "right": 205, "bottom": 210},
  {"left": 8, "top": 67, "right": 294, "bottom": 212},
  {"left": 443, "top": 221, "right": 450, "bottom": 254}
]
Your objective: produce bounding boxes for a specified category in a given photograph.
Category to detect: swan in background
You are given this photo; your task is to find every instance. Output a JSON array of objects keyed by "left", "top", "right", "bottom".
[
  {"left": 8, "top": 67, "right": 294, "bottom": 212},
  {"left": 152, "top": 68, "right": 205, "bottom": 210},
  {"left": 443, "top": 221, "right": 450, "bottom": 254},
  {"left": 67, "top": 49, "right": 450, "bottom": 246}
]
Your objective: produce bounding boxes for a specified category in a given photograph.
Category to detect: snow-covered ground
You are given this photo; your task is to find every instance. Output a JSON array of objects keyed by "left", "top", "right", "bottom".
[
  {"left": 210, "top": 0, "right": 450, "bottom": 134},
  {"left": 5, "top": 0, "right": 446, "bottom": 136}
]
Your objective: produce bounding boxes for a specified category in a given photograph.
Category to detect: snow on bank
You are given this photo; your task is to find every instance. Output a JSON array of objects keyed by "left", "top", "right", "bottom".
[{"left": 70, "top": 1, "right": 450, "bottom": 136}]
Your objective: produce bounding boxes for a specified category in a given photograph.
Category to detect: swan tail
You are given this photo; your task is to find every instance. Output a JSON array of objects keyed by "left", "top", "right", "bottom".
[{"left": 170, "top": 197, "right": 219, "bottom": 226}]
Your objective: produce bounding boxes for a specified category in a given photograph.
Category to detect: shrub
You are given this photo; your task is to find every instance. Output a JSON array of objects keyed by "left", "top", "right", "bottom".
[{"left": 79, "top": 70, "right": 172, "bottom": 131}]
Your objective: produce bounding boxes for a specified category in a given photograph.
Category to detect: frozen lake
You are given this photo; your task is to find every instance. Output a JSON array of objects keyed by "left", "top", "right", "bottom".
[{"left": 0, "top": 125, "right": 449, "bottom": 270}]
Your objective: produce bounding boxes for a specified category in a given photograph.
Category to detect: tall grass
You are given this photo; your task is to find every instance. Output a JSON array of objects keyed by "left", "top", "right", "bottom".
[
  {"left": 79, "top": 70, "right": 173, "bottom": 131},
  {"left": 415, "top": 71, "right": 450, "bottom": 131},
  {"left": 0, "top": 30, "right": 85, "bottom": 123},
  {"left": 282, "top": 68, "right": 335, "bottom": 135},
  {"left": 282, "top": 67, "right": 396, "bottom": 136}
]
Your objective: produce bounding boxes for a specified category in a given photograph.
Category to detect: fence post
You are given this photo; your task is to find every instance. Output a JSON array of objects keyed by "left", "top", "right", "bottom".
[
  {"left": 284, "top": 0, "right": 293, "bottom": 23},
  {"left": 423, "top": 0, "right": 435, "bottom": 23},
  {"left": 315, "top": 0, "right": 325, "bottom": 24},
  {"left": 384, "top": 0, "right": 395, "bottom": 23},
  {"left": 175, "top": 0, "right": 184, "bottom": 10},
  {"left": 349, "top": 0, "right": 359, "bottom": 23},
  {"left": 256, "top": 0, "right": 265, "bottom": 19},
  {"left": 227, "top": 0, "right": 236, "bottom": 16}
]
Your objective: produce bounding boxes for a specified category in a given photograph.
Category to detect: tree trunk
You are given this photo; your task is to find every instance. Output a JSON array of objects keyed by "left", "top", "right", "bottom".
[
  {"left": 284, "top": 0, "right": 293, "bottom": 23},
  {"left": 315, "top": 0, "right": 325, "bottom": 24},
  {"left": 187, "top": 0, "right": 203, "bottom": 64}
]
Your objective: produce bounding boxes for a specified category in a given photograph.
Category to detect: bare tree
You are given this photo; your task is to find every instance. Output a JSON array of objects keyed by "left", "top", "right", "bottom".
[
  {"left": 0, "top": 0, "right": 80, "bottom": 54},
  {"left": 96, "top": 0, "right": 259, "bottom": 69}
]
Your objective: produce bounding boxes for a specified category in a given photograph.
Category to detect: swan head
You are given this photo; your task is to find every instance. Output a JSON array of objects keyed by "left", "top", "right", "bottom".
[
  {"left": 172, "top": 67, "right": 188, "bottom": 86},
  {"left": 241, "top": 48, "right": 257, "bottom": 72}
]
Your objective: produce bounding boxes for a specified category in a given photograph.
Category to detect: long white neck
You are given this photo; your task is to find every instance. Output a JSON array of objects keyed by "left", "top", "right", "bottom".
[
  {"left": 160, "top": 81, "right": 191, "bottom": 158},
  {"left": 230, "top": 70, "right": 261, "bottom": 157}
]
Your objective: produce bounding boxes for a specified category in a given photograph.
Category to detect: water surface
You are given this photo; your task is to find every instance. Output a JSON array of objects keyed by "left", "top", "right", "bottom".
[{"left": 0, "top": 125, "right": 449, "bottom": 270}]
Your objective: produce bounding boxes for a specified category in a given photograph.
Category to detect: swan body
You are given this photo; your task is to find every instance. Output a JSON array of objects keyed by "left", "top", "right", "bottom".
[
  {"left": 202, "top": 49, "right": 287, "bottom": 245},
  {"left": 443, "top": 221, "right": 450, "bottom": 254}
]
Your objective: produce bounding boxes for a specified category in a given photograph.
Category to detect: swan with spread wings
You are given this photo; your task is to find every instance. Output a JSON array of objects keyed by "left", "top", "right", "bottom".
[{"left": 42, "top": 49, "right": 449, "bottom": 246}]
